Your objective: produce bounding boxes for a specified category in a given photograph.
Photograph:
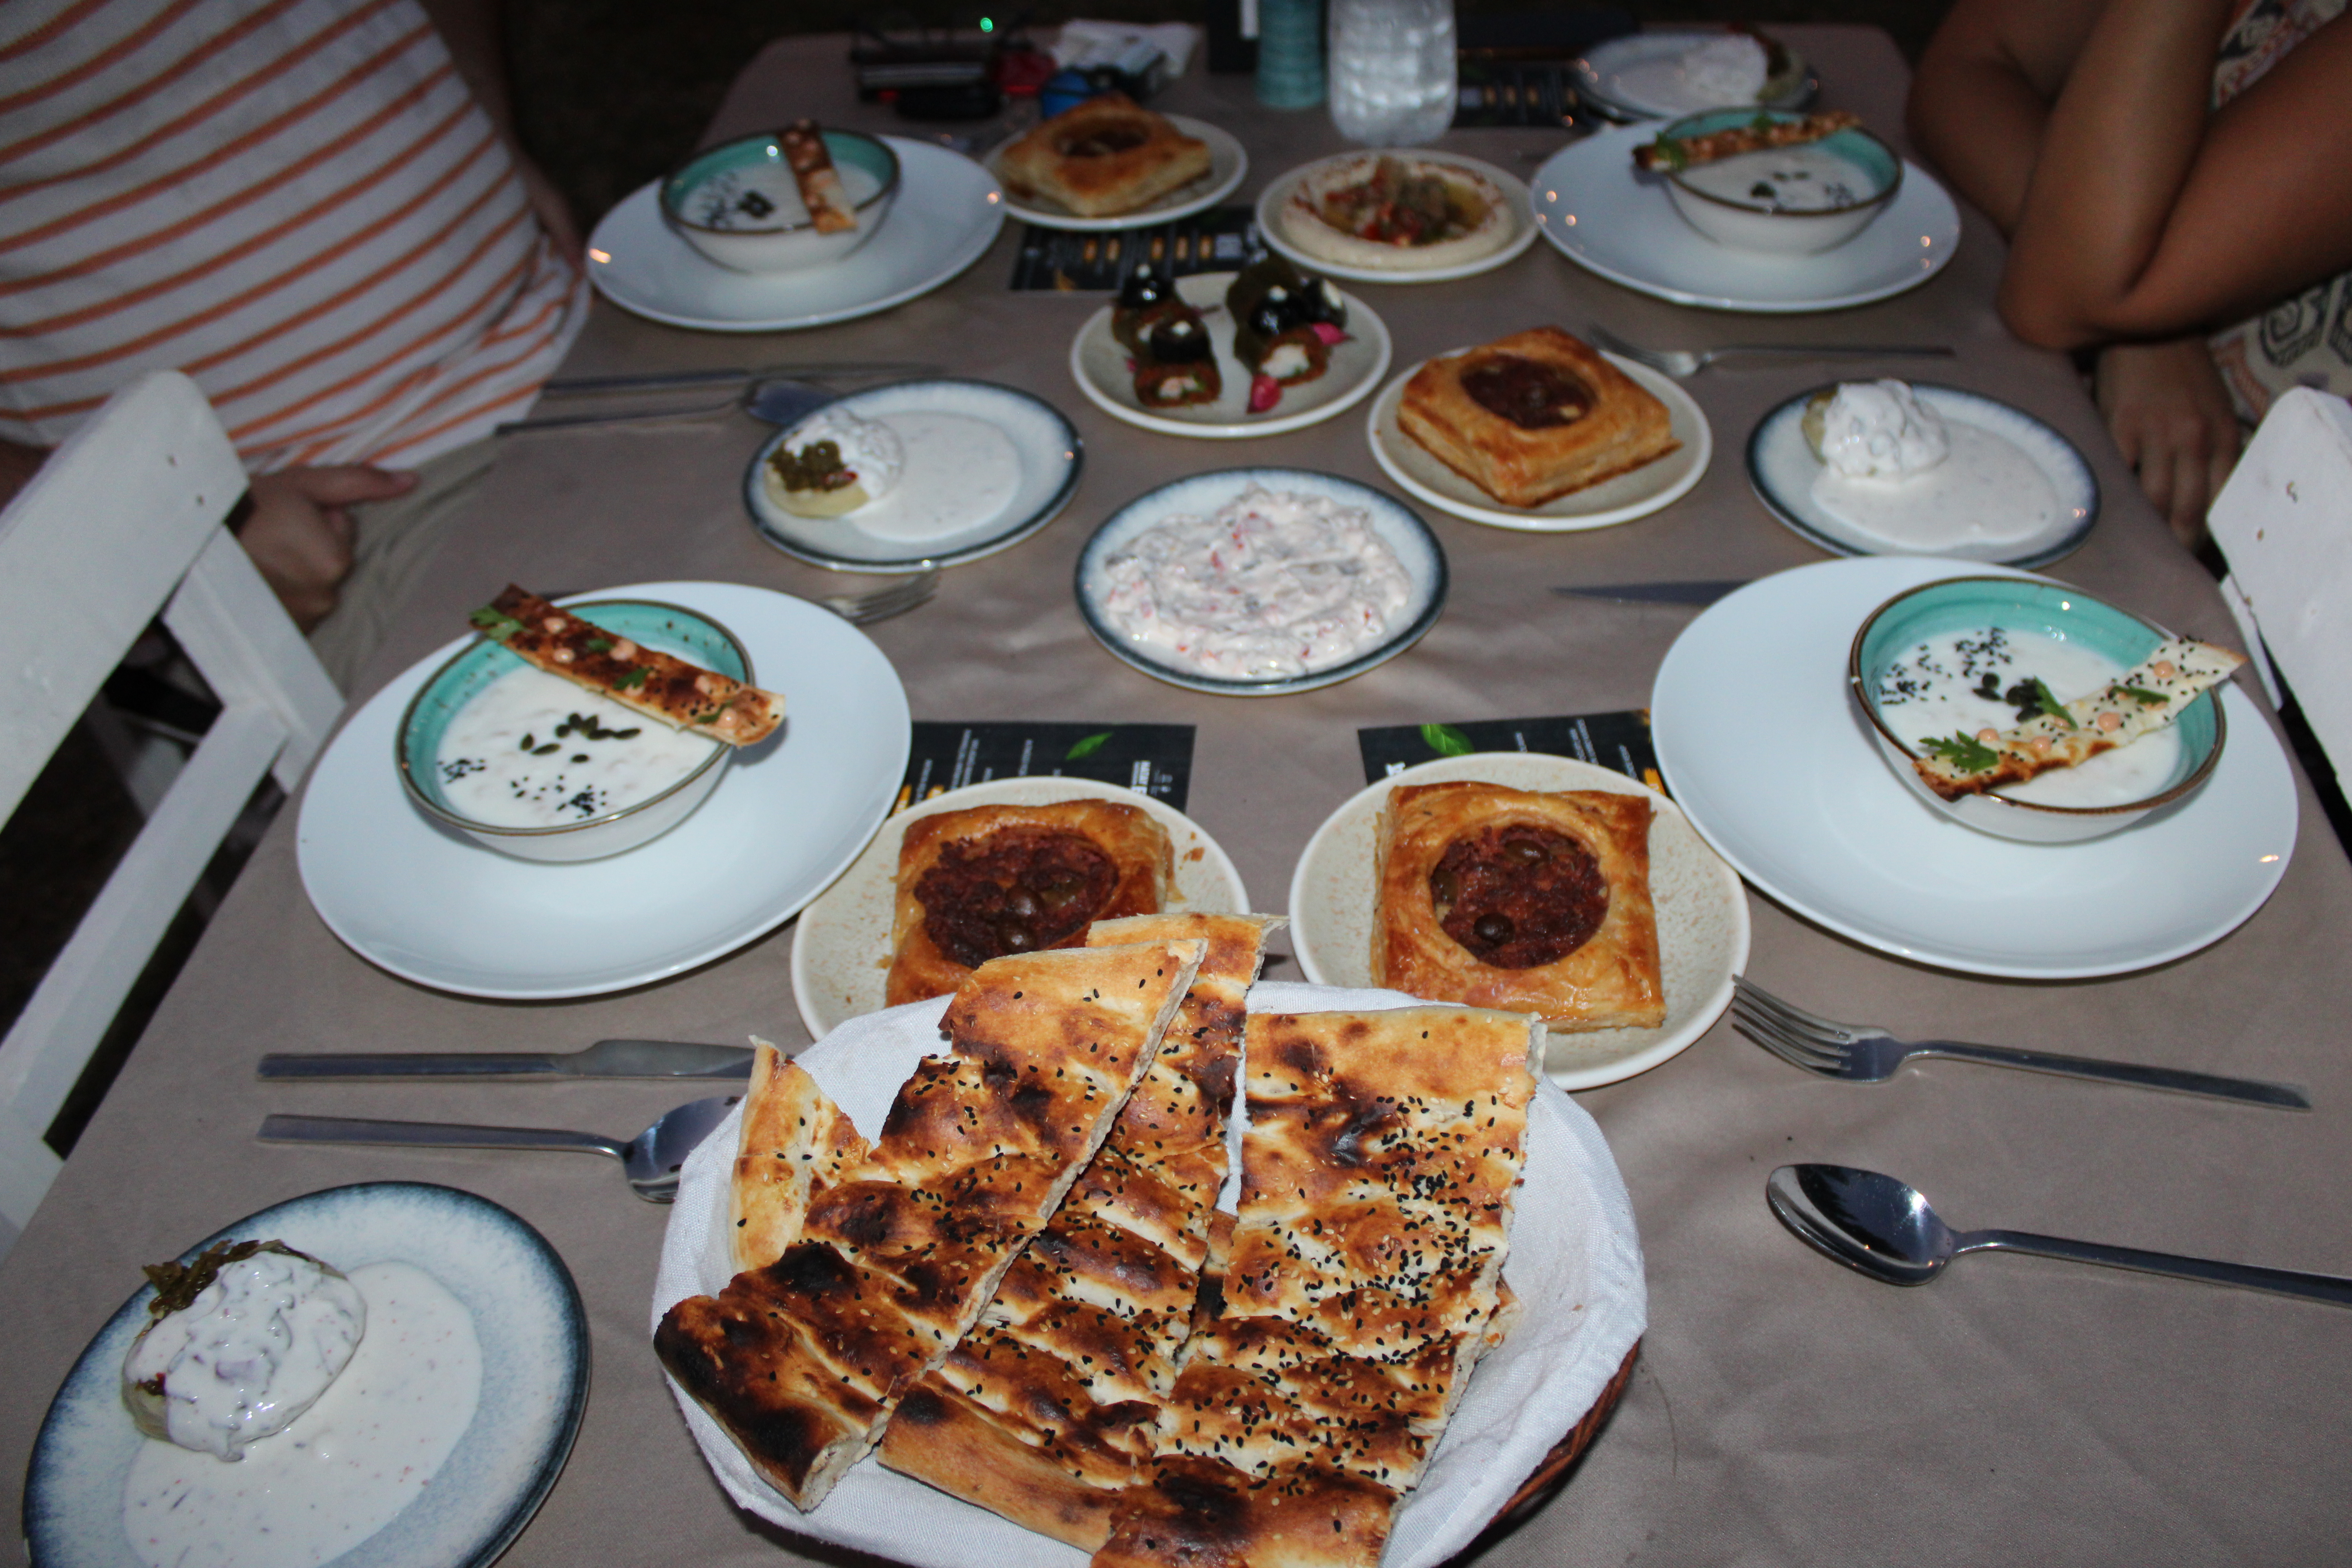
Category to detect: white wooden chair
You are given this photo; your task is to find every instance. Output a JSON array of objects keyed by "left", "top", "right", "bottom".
[{"left": 0, "top": 370, "right": 341, "bottom": 1254}]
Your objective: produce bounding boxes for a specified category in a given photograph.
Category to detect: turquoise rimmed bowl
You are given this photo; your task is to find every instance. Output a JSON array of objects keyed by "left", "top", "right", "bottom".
[
  {"left": 661, "top": 128, "right": 899, "bottom": 274},
  {"left": 1849, "top": 575, "right": 2225, "bottom": 844},
  {"left": 1656, "top": 109, "right": 1901, "bottom": 255},
  {"left": 396, "top": 599, "right": 750, "bottom": 863}
]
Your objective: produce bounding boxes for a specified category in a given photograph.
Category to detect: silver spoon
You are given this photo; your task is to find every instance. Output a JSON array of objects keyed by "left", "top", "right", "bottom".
[
  {"left": 258, "top": 1094, "right": 739, "bottom": 1203},
  {"left": 1767, "top": 1163, "right": 2352, "bottom": 1307}
]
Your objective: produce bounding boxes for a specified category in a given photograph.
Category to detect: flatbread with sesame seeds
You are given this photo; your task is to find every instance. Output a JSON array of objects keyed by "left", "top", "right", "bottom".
[{"left": 728, "top": 1040, "right": 869, "bottom": 1274}]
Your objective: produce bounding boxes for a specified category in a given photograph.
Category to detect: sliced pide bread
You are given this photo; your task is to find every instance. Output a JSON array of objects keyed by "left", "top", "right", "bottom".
[
  {"left": 729, "top": 1039, "right": 869, "bottom": 1274},
  {"left": 654, "top": 938, "right": 1205, "bottom": 1510}
]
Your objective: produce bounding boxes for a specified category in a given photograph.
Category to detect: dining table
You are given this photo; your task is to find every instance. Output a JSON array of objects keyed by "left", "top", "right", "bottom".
[{"left": 11, "top": 23, "right": 2352, "bottom": 1567}]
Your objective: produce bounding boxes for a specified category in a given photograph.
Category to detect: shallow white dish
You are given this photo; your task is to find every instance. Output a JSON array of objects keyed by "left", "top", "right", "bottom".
[
  {"left": 27, "top": 1183, "right": 586, "bottom": 1568},
  {"left": 1651, "top": 557, "right": 2298, "bottom": 978},
  {"left": 992, "top": 114, "right": 1247, "bottom": 231},
  {"left": 1572, "top": 28, "right": 1818, "bottom": 122},
  {"left": 1287, "top": 753, "right": 1748, "bottom": 1089},
  {"left": 1073, "top": 468, "right": 1448, "bottom": 696},
  {"left": 1253, "top": 152, "right": 1540, "bottom": 285},
  {"left": 744, "top": 379, "right": 1082, "bottom": 571},
  {"left": 1531, "top": 124, "right": 1961, "bottom": 313},
  {"left": 1068, "top": 270, "right": 1390, "bottom": 439},
  {"left": 1365, "top": 348, "right": 1710, "bottom": 530},
  {"left": 298, "top": 582, "right": 910, "bottom": 999},
  {"left": 586, "top": 139, "right": 1003, "bottom": 333},
  {"left": 788, "top": 776, "right": 1249, "bottom": 1038},
  {"left": 1747, "top": 382, "right": 2098, "bottom": 567}
]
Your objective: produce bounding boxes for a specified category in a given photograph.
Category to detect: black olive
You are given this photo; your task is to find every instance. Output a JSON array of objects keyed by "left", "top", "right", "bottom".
[
  {"left": 1004, "top": 887, "right": 1040, "bottom": 920},
  {"left": 1035, "top": 872, "right": 1082, "bottom": 909},
  {"left": 1431, "top": 867, "right": 1460, "bottom": 906},
  {"left": 1149, "top": 315, "right": 1210, "bottom": 363},
  {"left": 1249, "top": 293, "right": 1307, "bottom": 341},
  {"left": 1117, "top": 263, "right": 1170, "bottom": 311},
  {"left": 1474, "top": 913, "right": 1515, "bottom": 946},
  {"left": 999, "top": 922, "right": 1036, "bottom": 952}
]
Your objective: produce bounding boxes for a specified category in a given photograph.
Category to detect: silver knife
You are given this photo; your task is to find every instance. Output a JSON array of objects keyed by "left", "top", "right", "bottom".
[
  {"left": 256, "top": 1039, "right": 754, "bottom": 1081},
  {"left": 1552, "top": 579, "right": 1751, "bottom": 605}
]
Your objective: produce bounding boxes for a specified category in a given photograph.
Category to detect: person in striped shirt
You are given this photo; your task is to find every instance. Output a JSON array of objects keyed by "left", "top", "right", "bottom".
[{"left": 0, "top": 0, "right": 590, "bottom": 683}]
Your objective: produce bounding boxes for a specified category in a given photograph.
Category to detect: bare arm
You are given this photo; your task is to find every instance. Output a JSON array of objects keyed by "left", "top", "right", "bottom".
[{"left": 1907, "top": 0, "right": 2105, "bottom": 235}]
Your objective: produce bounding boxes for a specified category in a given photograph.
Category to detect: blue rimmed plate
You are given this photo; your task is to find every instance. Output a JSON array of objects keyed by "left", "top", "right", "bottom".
[{"left": 25, "top": 1183, "right": 587, "bottom": 1568}]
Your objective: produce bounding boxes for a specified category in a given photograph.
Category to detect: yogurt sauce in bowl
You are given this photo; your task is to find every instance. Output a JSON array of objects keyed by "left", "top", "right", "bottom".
[{"left": 434, "top": 668, "right": 719, "bottom": 829}]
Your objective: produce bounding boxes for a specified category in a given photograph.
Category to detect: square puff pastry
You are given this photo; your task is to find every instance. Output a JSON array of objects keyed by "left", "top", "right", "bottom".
[
  {"left": 886, "top": 798, "right": 1172, "bottom": 1006},
  {"left": 994, "top": 93, "right": 1213, "bottom": 217},
  {"left": 1396, "top": 327, "right": 1679, "bottom": 506},
  {"left": 1373, "top": 780, "right": 1666, "bottom": 1031}
]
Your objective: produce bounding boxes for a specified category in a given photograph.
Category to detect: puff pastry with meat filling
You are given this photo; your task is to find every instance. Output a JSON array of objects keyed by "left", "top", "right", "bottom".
[
  {"left": 1374, "top": 780, "right": 1666, "bottom": 1031},
  {"left": 886, "top": 799, "right": 1172, "bottom": 1006},
  {"left": 1397, "top": 327, "right": 1679, "bottom": 506},
  {"left": 995, "top": 94, "right": 1212, "bottom": 218}
]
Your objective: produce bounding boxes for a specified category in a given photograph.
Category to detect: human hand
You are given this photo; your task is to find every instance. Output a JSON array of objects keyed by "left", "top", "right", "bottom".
[
  {"left": 2094, "top": 336, "right": 2243, "bottom": 550},
  {"left": 238, "top": 465, "right": 417, "bottom": 630}
]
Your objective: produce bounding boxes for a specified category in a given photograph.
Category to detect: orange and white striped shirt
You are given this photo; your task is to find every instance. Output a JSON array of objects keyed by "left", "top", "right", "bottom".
[{"left": 0, "top": 0, "right": 587, "bottom": 472}]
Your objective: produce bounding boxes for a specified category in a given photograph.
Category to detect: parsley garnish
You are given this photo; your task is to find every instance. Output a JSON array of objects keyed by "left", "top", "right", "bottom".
[
  {"left": 2114, "top": 684, "right": 2168, "bottom": 706},
  {"left": 586, "top": 637, "right": 613, "bottom": 653},
  {"left": 1921, "top": 732, "right": 2000, "bottom": 773},
  {"left": 1649, "top": 134, "right": 1688, "bottom": 172},
  {"left": 612, "top": 667, "right": 650, "bottom": 691},
  {"left": 1065, "top": 731, "right": 1113, "bottom": 762},
  {"left": 469, "top": 606, "right": 524, "bottom": 642},
  {"left": 1421, "top": 722, "right": 1474, "bottom": 758},
  {"left": 2030, "top": 678, "right": 2077, "bottom": 729}
]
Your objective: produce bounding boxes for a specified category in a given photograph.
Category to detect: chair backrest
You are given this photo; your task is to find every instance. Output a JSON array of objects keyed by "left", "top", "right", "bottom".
[{"left": 0, "top": 370, "right": 341, "bottom": 1253}]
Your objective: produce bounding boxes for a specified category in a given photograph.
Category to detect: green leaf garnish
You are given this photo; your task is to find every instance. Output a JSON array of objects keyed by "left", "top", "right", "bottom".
[
  {"left": 1921, "top": 732, "right": 2000, "bottom": 773},
  {"left": 1421, "top": 722, "right": 1473, "bottom": 758},
  {"left": 469, "top": 606, "right": 524, "bottom": 642},
  {"left": 2114, "top": 684, "right": 2168, "bottom": 706},
  {"left": 1065, "top": 731, "right": 1113, "bottom": 761},
  {"left": 586, "top": 637, "right": 613, "bottom": 653},
  {"left": 144, "top": 1240, "right": 320, "bottom": 1319},
  {"left": 1649, "top": 133, "right": 1687, "bottom": 171},
  {"left": 2030, "top": 679, "right": 2077, "bottom": 728},
  {"left": 612, "top": 667, "right": 649, "bottom": 691}
]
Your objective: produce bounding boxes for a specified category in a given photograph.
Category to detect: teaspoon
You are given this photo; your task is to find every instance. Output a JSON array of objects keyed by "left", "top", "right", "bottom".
[{"left": 1766, "top": 1163, "right": 2352, "bottom": 1308}]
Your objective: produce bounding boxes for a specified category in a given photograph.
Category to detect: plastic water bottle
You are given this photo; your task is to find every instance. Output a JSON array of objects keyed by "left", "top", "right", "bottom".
[{"left": 1327, "top": 0, "right": 1456, "bottom": 146}]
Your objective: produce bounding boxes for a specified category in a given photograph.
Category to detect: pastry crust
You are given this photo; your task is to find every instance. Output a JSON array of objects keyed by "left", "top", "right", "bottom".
[
  {"left": 1373, "top": 780, "right": 1666, "bottom": 1031},
  {"left": 474, "top": 586, "right": 784, "bottom": 746},
  {"left": 995, "top": 94, "right": 1212, "bottom": 217},
  {"left": 728, "top": 1041, "right": 869, "bottom": 1274},
  {"left": 885, "top": 799, "right": 1172, "bottom": 1007},
  {"left": 1397, "top": 328, "right": 1680, "bottom": 506}
]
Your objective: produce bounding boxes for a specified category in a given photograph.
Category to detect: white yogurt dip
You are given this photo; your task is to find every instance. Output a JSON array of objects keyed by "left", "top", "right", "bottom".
[
  {"left": 1679, "top": 143, "right": 1875, "bottom": 211},
  {"left": 682, "top": 157, "right": 880, "bottom": 231},
  {"left": 123, "top": 1261, "right": 483, "bottom": 1568},
  {"left": 122, "top": 1245, "right": 365, "bottom": 1460},
  {"left": 841, "top": 411, "right": 1022, "bottom": 543},
  {"left": 434, "top": 663, "right": 719, "bottom": 828},
  {"left": 1813, "top": 425, "right": 2062, "bottom": 550},
  {"left": 1816, "top": 380, "right": 1949, "bottom": 479},
  {"left": 1876, "top": 626, "right": 2183, "bottom": 806},
  {"left": 1098, "top": 486, "right": 1413, "bottom": 680},
  {"left": 1610, "top": 34, "right": 1769, "bottom": 114},
  {"left": 764, "top": 406, "right": 906, "bottom": 517}
]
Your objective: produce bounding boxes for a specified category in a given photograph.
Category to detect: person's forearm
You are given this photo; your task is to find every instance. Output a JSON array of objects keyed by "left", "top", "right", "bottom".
[{"left": 1908, "top": 33, "right": 2057, "bottom": 233}]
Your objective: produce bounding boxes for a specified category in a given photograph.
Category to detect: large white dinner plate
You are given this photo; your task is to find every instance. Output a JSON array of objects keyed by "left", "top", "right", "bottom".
[
  {"left": 1570, "top": 28, "right": 1819, "bottom": 122},
  {"left": 1747, "top": 382, "right": 2098, "bottom": 567},
  {"left": 1068, "top": 270, "right": 1391, "bottom": 439},
  {"left": 298, "top": 582, "right": 910, "bottom": 999},
  {"left": 789, "top": 776, "right": 1249, "bottom": 1039},
  {"left": 1287, "top": 753, "right": 1749, "bottom": 1089},
  {"left": 27, "top": 1183, "right": 586, "bottom": 1568},
  {"left": 744, "top": 379, "right": 1082, "bottom": 570},
  {"left": 1365, "top": 348, "right": 1710, "bottom": 530},
  {"left": 1253, "top": 152, "right": 1540, "bottom": 285},
  {"left": 1531, "top": 125, "right": 1961, "bottom": 313},
  {"left": 586, "top": 139, "right": 1004, "bottom": 333},
  {"left": 1651, "top": 557, "right": 2298, "bottom": 978},
  {"left": 992, "top": 114, "right": 1247, "bottom": 231}
]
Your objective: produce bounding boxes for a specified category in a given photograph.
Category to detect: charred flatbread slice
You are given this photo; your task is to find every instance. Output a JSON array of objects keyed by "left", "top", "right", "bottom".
[
  {"left": 729, "top": 1040, "right": 869, "bottom": 1274},
  {"left": 780, "top": 118, "right": 858, "bottom": 233},
  {"left": 656, "top": 938, "right": 1205, "bottom": 1511},
  {"left": 468, "top": 585, "right": 784, "bottom": 746},
  {"left": 1633, "top": 108, "right": 1863, "bottom": 171}
]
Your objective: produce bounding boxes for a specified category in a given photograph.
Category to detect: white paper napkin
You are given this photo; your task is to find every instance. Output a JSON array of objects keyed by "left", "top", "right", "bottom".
[{"left": 652, "top": 981, "right": 1646, "bottom": 1568}]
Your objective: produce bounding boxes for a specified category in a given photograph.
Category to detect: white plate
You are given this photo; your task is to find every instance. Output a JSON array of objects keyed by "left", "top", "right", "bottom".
[
  {"left": 297, "top": 583, "right": 910, "bottom": 998},
  {"left": 1253, "top": 152, "right": 1540, "bottom": 285},
  {"left": 585, "top": 139, "right": 1004, "bottom": 333},
  {"left": 27, "top": 1183, "right": 586, "bottom": 1568},
  {"left": 1365, "top": 348, "right": 1711, "bottom": 530},
  {"left": 1746, "top": 382, "right": 2099, "bottom": 568},
  {"left": 1531, "top": 125, "right": 1961, "bottom": 313},
  {"left": 1571, "top": 29, "right": 1818, "bottom": 122},
  {"left": 788, "top": 777, "right": 1249, "bottom": 1038},
  {"left": 1651, "top": 557, "right": 2299, "bottom": 978},
  {"left": 744, "top": 379, "right": 1082, "bottom": 571},
  {"left": 1068, "top": 270, "right": 1391, "bottom": 439},
  {"left": 1287, "top": 754, "right": 1749, "bottom": 1089},
  {"left": 992, "top": 114, "right": 1247, "bottom": 231},
  {"left": 1073, "top": 468, "right": 1448, "bottom": 696}
]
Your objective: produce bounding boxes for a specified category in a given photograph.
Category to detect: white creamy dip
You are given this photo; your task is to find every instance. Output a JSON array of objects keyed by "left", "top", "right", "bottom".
[
  {"left": 1680, "top": 143, "right": 1875, "bottom": 211},
  {"left": 1817, "top": 380, "right": 1949, "bottom": 479},
  {"left": 1877, "top": 626, "right": 2184, "bottom": 807},
  {"left": 434, "top": 663, "right": 719, "bottom": 828},
  {"left": 123, "top": 1261, "right": 483, "bottom": 1568},
  {"left": 1813, "top": 425, "right": 2062, "bottom": 550},
  {"left": 683, "top": 157, "right": 879, "bottom": 231},
  {"left": 831, "top": 410, "right": 1022, "bottom": 543},
  {"left": 1098, "top": 486, "right": 1413, "bottom": 680},
  {"left": 123, "top": 1247, "right": 365, "bottom": 1460},
  {"left": 1610, "top": 34, "right": 1769, "bottom": 114}
]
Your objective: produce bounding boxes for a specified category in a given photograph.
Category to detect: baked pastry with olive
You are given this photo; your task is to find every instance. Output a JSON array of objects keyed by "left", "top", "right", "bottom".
[
  {"left": 1225, "top": 255, "right": 1348, "bottom": 410},
  {"left": 1112, "top": 263, "right": 1222, "bottom": 408},
  {"left": 885, "top": 799, "right": 1173, "bottom": 1005},
  {"left": 1397, "top": 327, "right": 1679, "bottom": 506},
  {"left": 1373, "top": 780, "right": 1665, "bottom": 1031},
  {"left": 995, "top": 93, "right": 1213, "bottom": 218}
]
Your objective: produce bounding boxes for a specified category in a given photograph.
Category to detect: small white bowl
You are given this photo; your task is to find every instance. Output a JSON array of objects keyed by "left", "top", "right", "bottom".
[
  {"left": 1657, "top": 109, "right": 1900, "bottom": 255},
  {"left": 660, "top": 128, "right": 898, "bottom": 275}
]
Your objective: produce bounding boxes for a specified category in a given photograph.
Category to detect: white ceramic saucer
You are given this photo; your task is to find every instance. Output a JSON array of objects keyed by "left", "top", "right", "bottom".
[
  {"left": 1254, "top": 152, "right": 1539, "bottom": 285},
  {"left": 1365, "top": 348, "right": 1710, "bottom": 530},
  {"left": 1069, "top": 270, "right": 1390, "bottom": 439},
  {"left": 297, "top": 582, "right": 910, "bottom": 999},
  {"left": 1571, "top": 29, "right": 1819, "bottom": 122},
  {"left": 586, "top": 138, "right": 1004, "bottom": 333},
  {"left": 993, "top": 115, "right": 1247, "bottom": 231},
  {"left": 1650, "top": 556, "right": 2298, "bottom": 978},
  {"left": 1531, "top": 124, "right": 1961, "bottom": 313}
]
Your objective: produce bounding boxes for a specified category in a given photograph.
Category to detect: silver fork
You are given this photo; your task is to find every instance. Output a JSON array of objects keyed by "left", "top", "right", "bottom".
[
  {"left": 1730, "top": 976, "right": 2311, "bottom": 1109},
  {"left": 813, "top": 567, "right": 940, "bottom": 626},
  {"left": 1587, "top": 323, "right": 1956, "bottom": 379}
]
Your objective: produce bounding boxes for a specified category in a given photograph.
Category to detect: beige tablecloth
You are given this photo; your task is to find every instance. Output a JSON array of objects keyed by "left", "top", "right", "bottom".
[{"left": 9, "top": 28, "right": 2350, "bottom": 1567}]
